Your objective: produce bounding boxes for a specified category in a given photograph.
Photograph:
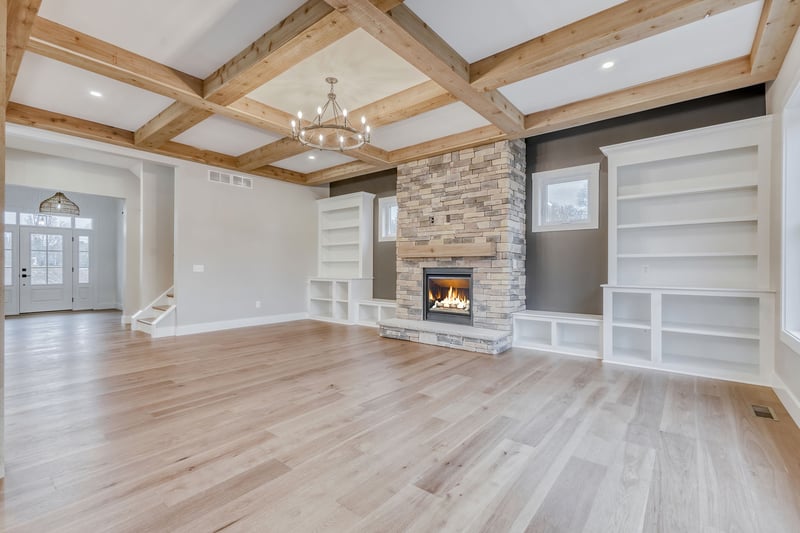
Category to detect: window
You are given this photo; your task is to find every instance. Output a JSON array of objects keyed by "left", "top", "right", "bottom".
[
  {"left": 782, "top": 108, "right": 800, "bottom": 352},
  {"left": 78, "top": 235, "right": 90, "bottom": 284},
  {"left": 19, "top": 213, "right": 72, "bottom": 228},
  {"left": 5, "top": 211, "right": 16, "bottom": 225},
  {"left": 531, "top": 163, "right": 600, "bottom": 232},
  {"left": 379, "top": 196, "right": 398, "bottom": 242},
  {"left": 4, "top": 232, "right": 12, "bottom": 286},
  {"left": 30, "top": 233, "right": 64, "bottom": 285},
  {"left": 74, "top": 217, "right": 93, "bottom": 230}
]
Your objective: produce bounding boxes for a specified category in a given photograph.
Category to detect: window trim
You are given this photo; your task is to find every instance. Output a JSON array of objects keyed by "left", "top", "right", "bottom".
[
  {"left": 781, "top": 108, "right": 800, "bottom": 355},
  {"left": 378, "top": 195, "right": 398, "bottom": 242},
  {"left": 531, "top": 163, "right": 600, "bottom": 233}
]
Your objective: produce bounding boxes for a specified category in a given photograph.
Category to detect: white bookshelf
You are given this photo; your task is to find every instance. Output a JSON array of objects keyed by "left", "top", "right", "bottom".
[
  {"left": 600, "top": 114, "right": 774, "bottom": 385},
  {"left": 309, "top": 279, "right": 372, "bottom": 324},
  {"left": 513, "top": 310, "right": 603, "bottom": 359},
  {"left": 355, "top": 299, "right": 397, "bottom": 327},
  {"left": 318, "top": 192, "right": 375, "bottom": 279}
]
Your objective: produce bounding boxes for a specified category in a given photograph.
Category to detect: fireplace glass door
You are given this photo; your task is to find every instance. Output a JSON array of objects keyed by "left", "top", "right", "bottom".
[{"left": 424, "top": 268, "right": 473, "bottom": 326}]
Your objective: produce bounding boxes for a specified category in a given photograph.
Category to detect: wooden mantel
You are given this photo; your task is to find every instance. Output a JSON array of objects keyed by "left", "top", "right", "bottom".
[{"left": 397, "top": 241, "right": 496, "bottom": 259}]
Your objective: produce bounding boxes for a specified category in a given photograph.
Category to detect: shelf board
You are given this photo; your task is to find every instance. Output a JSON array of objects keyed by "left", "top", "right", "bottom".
[
  {"left": 662, "top": 322, "right": 759, "bottom": 340},
  {"left": 321, "top": 222, "right": 360, "bottom": 230},
  {"left": 618, "top": 251, "right": 757, "bottom": 259},
  {"left": 320, "top": 259, "right": 359, "bottom": 263},
  {"left": 617, "top": 182, "right": 757, "bottom": 201},
  {"left": 321, "top": 241, "right": 360, "bottom": 247},
  {"left": 618, "top": 215, "right": 758, "bottom": 230},
  {"left": 310, "top": 297, "right": 333, "bottom": 302},
  {"left": 612, "top": 319, "right": 651, "bottom": 330}
]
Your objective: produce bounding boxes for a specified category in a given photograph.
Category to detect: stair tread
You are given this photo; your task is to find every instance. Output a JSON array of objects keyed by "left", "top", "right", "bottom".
[
  {"left": 138, "top": 317, "right": 157, "bottom": 325},
  {"left": 166, "top": 293, "right": 174, "bottom": 298},
  {"left": 152, "top": 305, "right": 170, "bottom": 311}
]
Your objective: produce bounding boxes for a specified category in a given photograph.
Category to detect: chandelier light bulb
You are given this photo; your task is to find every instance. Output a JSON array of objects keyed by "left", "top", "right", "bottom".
[
  {"left": 297, "top": 111, "right": 302, "bottom": 120},
  {"left": 366, "top": 125, "right": 371, "bottom": 133},
  {"left": 343, "top": 108, "right": 348, "bottom": 117},
  {"left": 319, "top": 133, "right": 324, "bottom": 143},
  {"left": 317, "top": 106, "right": 322, "bottom": 115},
  {"left": 361, "top": 116, "right": 366, "bottom": 125}
]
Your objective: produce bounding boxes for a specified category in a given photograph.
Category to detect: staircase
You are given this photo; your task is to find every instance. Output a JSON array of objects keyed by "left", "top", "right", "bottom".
[{"left": 131, "top": 287, "right": 176, "bottom": 337}]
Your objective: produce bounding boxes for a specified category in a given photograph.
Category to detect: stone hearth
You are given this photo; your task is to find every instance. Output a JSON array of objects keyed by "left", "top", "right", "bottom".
[{"left": 379, "top": 139, "right": 526, "bottom": 354}]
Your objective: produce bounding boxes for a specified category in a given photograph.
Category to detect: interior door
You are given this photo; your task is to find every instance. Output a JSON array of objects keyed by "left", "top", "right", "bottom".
[
  {"left": 4, "top": 229, "right": 19, "bottom": 315},
  {"left": 20, "top": 227, "right": 73, "bottom": 313}
]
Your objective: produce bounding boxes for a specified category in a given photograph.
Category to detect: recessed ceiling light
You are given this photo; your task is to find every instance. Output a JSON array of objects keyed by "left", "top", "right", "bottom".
[
  {"left": 308, "top": 155, "right": 316, "bottom": 160},
  {"left": 601, "top": 61, "right": 615, "bottom": 70},
  {"left": 89, "top": 90, "right": 103, "bottom": 98}
]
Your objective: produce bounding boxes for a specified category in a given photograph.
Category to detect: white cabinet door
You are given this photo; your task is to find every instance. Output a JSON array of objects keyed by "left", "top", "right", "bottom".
[{"left": 20, "top": 227, "right": 73, "bottom": 313}]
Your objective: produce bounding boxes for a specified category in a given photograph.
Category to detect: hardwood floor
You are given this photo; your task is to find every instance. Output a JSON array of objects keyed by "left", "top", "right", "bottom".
[{"left": 1, "top": 311, "right": 799, "bottom": 532}]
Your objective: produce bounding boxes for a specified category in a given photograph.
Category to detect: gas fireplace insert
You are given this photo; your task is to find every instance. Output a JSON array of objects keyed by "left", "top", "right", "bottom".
[{"left": 423, "top": 267, "right": 473, "bottom": 326}]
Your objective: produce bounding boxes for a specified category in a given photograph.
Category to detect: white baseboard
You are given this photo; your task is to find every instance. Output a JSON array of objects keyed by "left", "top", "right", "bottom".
[
  {"left": 773, "top": 374, "right": 800, "bottom": 428},
  {"left": 175, "top": 312, "right": 308, "bottom": 336},
  {"left": 120, "top": 315, "right": 132, "bottom": 325},
  {"left": 94, "top": 301, "right": 119, "bottom": 310}
]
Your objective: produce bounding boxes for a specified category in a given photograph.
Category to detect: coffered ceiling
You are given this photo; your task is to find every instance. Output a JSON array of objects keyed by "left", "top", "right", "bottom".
[{"left": 5, "top": 0, "right": 799, "bottom": 186}]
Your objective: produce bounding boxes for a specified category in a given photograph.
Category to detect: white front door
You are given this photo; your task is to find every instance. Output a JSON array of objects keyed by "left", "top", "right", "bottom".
[
  {"left": 20, "top": 227, "right": 73, "bottom": 313},
  {"left": 4, "top": 229, "right": 19, "bottom": 315}
]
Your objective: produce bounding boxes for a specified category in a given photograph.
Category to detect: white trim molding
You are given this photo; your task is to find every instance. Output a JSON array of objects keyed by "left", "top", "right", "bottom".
[
  {"left": 774, "top": 373, "right": 800, "bottom": 428},
  {"left": 174, "top": 312, "right": 308, "bottom": 336}
]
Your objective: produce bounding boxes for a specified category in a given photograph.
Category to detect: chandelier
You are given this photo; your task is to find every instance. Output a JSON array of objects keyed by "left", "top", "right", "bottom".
[
  {"left": 39, "top": 191, "right": 80, "bottom": 216},
  {"left": 291, "top": 77, "right": 370, "bottom": 151}
]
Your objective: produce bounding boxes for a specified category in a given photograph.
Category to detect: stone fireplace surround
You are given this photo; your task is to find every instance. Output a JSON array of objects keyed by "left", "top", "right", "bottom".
[{"left": 378, "top": 139, "right": 526, "bottom": 355}]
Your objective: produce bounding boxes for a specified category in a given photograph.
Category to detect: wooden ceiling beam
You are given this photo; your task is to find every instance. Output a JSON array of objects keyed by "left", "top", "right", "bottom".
[
  {"left": 389, "top": 125, "right": 506, "bottom": 165},
  {"left": 523, "top": 56, "right": 771, "bottom": 136},
  {"left": 348, "top": 80, "right": 454, "bottom": 128},
  {"left": 304, "top": 160, "right": 393, "bottom": 185},
  {"left": 237, "top": 138, "right": 309, "bottom": 171},
  {"left": 6, "top": 102, "right": 307, "bottom": 183},
  {"left": 470, "top": 0, "right": 760, "bottom": 92},
  {"left": 750, "top": 0, "right": 800, "bottom": 77},
  {"left": 324, "top": 0, "right": 524, "bottom": 134},
  {"left": 6, "top": 0, "right": 42, "bottom": 103}
]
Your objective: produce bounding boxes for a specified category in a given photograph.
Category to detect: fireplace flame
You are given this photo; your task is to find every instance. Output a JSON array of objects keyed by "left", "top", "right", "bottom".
[{"left": 429, "top": 285, "right": 470, "bottom": 312}]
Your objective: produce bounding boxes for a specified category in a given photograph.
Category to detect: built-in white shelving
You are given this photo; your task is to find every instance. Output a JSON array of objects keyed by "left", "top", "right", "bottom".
[
  {"left": 308, "top": 278, "right": 372, "bottom": 324},
  {"left": 513, "top": 310, "right": 603, "bottom": 359},
  {"left": 355, "top": 299, "right": 397, "bottom": 327},
  {"left": 600, "top": 116, "right": 774, "bottom": 384},
  {"left": 317, "top": 192, "right": 374, "bottom": 279}
]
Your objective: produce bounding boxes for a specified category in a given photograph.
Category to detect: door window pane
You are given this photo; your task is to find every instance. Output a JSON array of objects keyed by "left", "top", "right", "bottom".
[
  {"left": 30, "top": 233, "right": 47, "bottom": 251},
  {"left": 78, "top": 235, "right": 89, "bottom": 252},
  {"left": 30, "top": 251, "right": 47, "bottom": 267},
  {"left": 47, "top": 269, "right": 63, "bottom": 284},
  {"left": 31, "top": 268, "right": 47, "bottom": 285},
  {"left": 4, "top": 231, "right": 12, "bottom": 287},
  {"left": 79, "top": 251, "right": 89, "bottom": 268},
  {"left": 47, "top": 251, "right": 63, "bottom": 267},
  {"left": 47, "top": 234, "right": 63, "bottom": 250},
  {"left": 79, "top": 269, "right": 89, "bottom": 284},
  {"left": 4, "top": 268, "right": 11, "bottom": 286}
]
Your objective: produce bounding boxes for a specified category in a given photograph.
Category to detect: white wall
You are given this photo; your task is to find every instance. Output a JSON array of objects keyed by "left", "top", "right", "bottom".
[
  {"left": 139, "top": 162, "right": 174, "bottom": 305},
  {"left": 766, "top": 29, "right": 800, "bottom": 425},
  {"left": 6, "top": 149, "right": 141, "bottom": 318},
  {"left": 173, "top": 162, "right": 325, "bottom": 334},
  {"left": 6, "top": 185, "right": 122, "bottom": 309}
]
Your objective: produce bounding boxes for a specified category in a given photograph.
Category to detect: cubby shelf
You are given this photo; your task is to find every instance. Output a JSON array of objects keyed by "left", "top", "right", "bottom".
[
  {"left": 317, "top": 192, "right": 375, "bottom": 280},
  {"left": 308, "top": 279, "right": 372, "bottom": 324},
  {"left": 600, "top": 115, "right": 774, "bottom": 385},
  {"left": 513, "top": 311, "right": 602, "bottom": 359}
]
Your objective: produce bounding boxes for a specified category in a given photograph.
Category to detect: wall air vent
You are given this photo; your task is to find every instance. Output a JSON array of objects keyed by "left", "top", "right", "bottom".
[{"left": 208, "top": 170, "right": 253, "bottom": 190}]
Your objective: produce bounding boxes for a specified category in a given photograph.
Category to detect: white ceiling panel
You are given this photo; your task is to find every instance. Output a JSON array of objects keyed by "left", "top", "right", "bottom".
[
  {"left": 369, "top": 103, "right": 490, "bottom": 151},
  {"left": 247, "top": 29, "right": 429, "bottom": 116},
  {"left": 11, "top": 53, "right": 174, "bottom": 131},
  {"left": 273, "top": 150, "right": 356, "bottom": 174},
  {"left": 38, "top": 0, "right": 306, "bottom": 78},
  {"left": 406, "top": 0, "right": 626, "bottom": 63},
  {"left": 500, "top": 2, "right": 764, "bottom": 115},
  {"left": 172, "top": 116, "right": 282, "bottom": 156}
]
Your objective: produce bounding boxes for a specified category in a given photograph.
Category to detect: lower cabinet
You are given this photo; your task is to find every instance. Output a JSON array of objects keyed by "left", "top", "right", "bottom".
[{"left": 603, "top": 285, "right": 774, "bottom": 384}]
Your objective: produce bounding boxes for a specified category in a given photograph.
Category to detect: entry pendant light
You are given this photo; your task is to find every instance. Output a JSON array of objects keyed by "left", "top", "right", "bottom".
[
  {"left": 291, "top": 77, "right": 371, "bottom": 152},
  {"left": 39, "top": 192, "right": 80, "bottom": 216}
]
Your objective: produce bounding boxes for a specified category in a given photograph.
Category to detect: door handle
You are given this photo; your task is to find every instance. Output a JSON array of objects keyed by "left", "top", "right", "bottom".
[{"left": 21, "top": 274, "right": 27, "bottom": 278}]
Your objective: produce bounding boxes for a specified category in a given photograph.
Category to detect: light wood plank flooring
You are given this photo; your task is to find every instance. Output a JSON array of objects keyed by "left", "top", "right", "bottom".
[{"left": 1, "top": 311, "right": 799, "bottom": 532}]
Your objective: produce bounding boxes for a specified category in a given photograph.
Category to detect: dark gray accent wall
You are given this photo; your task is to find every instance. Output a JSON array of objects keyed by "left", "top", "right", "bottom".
[
  {"left": 330, "top": 169, "right": 397, "bottom": 299},
  {"left": 526, "top": 85, "right": 767, "bottom": 314}
]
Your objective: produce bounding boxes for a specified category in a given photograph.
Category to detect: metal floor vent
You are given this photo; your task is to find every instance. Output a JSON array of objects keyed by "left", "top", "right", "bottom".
[
  {"left": 208, "top": 170, "right": 253, "bottom": 190},
  {"left": 752, "top": 404, "right": 778, "bottom": 420}
]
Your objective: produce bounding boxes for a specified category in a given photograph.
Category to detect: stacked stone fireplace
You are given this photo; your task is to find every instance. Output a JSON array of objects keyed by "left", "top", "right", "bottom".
[{"left": 379, "top": 139, "right": 526, "bottom": 355}]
